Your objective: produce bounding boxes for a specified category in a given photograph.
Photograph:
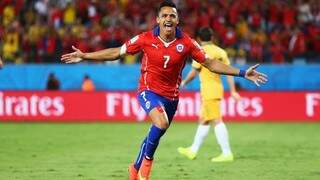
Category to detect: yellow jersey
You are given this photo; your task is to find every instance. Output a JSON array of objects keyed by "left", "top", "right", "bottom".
[{"left": 192, "top": 43, "right": 230, "bottom": 100}]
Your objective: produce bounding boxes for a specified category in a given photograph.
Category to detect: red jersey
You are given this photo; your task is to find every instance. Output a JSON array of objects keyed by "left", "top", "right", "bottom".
[{"left": 121, "top": 27, "right": 207, "bottom": 100}]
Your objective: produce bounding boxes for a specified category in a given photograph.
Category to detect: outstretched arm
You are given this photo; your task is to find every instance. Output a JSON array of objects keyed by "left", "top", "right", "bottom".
[
  {"left": 202, "top": 58, "right": 240, "bottom": 76},
  {"left": 201, "top": 58, "right": 268, "bottom": 86},
  {"left": 61, "top": 46, "right": 121, "bottom": 63},
  {"left": 181, "top": 68, "right": 199, "bottom": 88}
]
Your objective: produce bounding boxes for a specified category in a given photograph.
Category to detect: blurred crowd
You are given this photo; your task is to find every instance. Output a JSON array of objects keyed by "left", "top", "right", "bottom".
[{"left": 0, "top": 0, "right": 319, "bottom": 64}]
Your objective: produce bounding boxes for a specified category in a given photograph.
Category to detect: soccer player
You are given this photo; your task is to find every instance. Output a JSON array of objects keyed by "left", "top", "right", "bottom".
[
  {"left": 61, "top": 1, "right": 267, "bottom": 179},
  {"left": 178, "top": 27, "right": 240, "bottom": 162}
]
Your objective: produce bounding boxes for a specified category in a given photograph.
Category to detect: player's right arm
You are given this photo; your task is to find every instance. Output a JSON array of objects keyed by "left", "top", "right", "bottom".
[
  {"left": 61, "top": 34, "right": 144, "bottom": 63},
  {"left": 181, "top": 60, "right": 201, "bottom": 87},
  {"left": 61, "top": 46, "right": 121, "bottom": 63},
  {"left": 181, "top": 68, "right": 198, "bottom": 88}
]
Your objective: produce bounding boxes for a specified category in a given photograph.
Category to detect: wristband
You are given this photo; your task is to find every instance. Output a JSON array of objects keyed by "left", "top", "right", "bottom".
[{"left": 239, "top": 69, "right": 246, "bottom": 77}]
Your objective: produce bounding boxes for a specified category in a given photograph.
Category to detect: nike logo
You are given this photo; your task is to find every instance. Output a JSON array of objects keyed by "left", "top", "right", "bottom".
[{"left": 151, "top": 44, "right": 158, "bottom": 49}]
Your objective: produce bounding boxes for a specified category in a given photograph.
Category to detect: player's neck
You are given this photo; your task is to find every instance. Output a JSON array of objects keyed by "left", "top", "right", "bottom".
[
  {"left": 200, "top": 41, "right": 212, "bottom": 46},
  {"left": 159, "top": 33, "right": 175, "bottom": 43}
]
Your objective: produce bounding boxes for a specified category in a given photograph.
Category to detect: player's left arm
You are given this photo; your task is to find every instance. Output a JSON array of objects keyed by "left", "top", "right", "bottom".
[
  {"left": 190, "top": 38, "right": 267, "bottom": 86},
  {"left": 202, "top": 59, "right": 267, "bottom": 86}
]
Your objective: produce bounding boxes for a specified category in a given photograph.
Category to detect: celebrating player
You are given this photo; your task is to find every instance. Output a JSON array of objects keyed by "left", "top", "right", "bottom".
[
  {"left": 178, "top": 27, "right": 240, "bottom": 162},
  {"left": 61, "top": 1, "right": 267, "bottom": 179}
]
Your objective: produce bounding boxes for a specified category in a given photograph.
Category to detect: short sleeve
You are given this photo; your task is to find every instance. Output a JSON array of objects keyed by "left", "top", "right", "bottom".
[
  {"left": 189, "top": 39, "right": 207, "bottom": 63},
  {"left": 221, "top": 51, "right": 230, "bottom": 65},
  {"left": 120, "top": 34, "right": 144, "bottom": 55}
]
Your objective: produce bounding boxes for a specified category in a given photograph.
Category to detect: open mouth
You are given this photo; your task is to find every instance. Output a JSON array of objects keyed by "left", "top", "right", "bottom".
[{"left": 164, "top": 22, "right": 173, "bottom": 31}]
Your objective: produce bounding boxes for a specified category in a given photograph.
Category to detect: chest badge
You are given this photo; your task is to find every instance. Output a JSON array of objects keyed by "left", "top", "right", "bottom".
[{"left": 176, "top": 44, "right": 184, "bottom": 53}]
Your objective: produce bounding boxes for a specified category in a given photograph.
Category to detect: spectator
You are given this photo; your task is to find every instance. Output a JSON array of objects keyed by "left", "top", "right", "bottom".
[
  {"left": 0, "top": 0, "right": 319, "bottom": 64},
  {"left": 222, "top": 26, "right": 237, "bottom": 47},
  {"left": 48, "top": 4, "right": 63, "bottom": 29},
  {"left": 44, "top": 27, "right": 62, "bottom": 63},
  {"left": 63, "top": 2, "right": 76, "bottom": 25},
  {"left": 2, "top": 22, "right": 21, "bottom": 63},
  {"left": 289, "top": 27, "right": 306, "bottom": 62},
  {"left": 298, "top": 0, "right": 313, "bottom": 24},
  {"left": 234, "top": 48, "right": 247, "bottom": 65},
  {"left": 267, "top": 1, "right": 281, "bottom": 31},
  {"left": 248, "top": 4, "right": 263, "bottom": 30},
  {"left": 249, "top": 39, "right": 263, "bottom": 62},
  {"left": 2, "top": 4, "right": 15, "bottom": 27},
  {"left": 46, "top": 72, "right": 60, "bottom": 90},
  {"left": 81, "top": 74, "right": 95, "bottom": 91},
  {"left": 269, "top": 41, "right": 286, "bottom": 64},
  {"left": 34, "top": 0, "right": 49, "bottom": 19},
  {"left": 282, "top": 2, "right": 297, "bottom": 29},
  {"left": 236, "top": 16, "right": 249, "bottom": 39}
]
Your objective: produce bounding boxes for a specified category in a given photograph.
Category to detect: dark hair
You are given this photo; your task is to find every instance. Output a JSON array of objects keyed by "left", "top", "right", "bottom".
[
  {"left": 158, "top": 0, "right": 177, "bottom": 14},
  {"left": 197, "top": 27, "right": 213, "bottom": 41}
]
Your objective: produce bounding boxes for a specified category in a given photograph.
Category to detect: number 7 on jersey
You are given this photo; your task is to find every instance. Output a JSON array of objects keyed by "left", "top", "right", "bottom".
[{"left": 163, "top": 55, "right": 170, "bottom": 68}]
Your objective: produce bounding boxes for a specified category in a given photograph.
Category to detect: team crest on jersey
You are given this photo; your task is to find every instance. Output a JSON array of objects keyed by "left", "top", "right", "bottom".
[{"left": 176, "top": 44, "right": 184, "bottom": 53}]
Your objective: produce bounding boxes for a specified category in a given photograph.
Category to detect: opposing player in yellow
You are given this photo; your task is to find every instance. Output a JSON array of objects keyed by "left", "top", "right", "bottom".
[
  {"left": 0, "top": 57, "right": 3, "bottom": 69},
  {"left": 178, "top": 27, "right": 241, "bottom": 162}
]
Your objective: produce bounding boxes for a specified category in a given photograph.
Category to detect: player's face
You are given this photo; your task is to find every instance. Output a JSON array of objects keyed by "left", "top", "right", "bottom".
[{"left": 157, "top": 6, "right": 179, "bottom": 37}]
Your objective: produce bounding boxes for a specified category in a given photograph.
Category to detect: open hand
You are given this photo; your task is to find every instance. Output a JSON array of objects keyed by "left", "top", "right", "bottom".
[
  {"left": 61, "top": 46, "right": 85, "bottom": 63},
  {"left": 245, "top": 64, "right": 268, "bottom": 86}
]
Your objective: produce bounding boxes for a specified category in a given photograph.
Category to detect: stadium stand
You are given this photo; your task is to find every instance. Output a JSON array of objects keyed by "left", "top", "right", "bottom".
[{"left": 0, "top": 0, "right": 319, "bottom": 64}]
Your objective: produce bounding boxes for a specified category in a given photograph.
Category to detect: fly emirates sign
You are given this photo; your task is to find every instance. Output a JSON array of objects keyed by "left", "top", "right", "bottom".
[
  {"left": 0, "top": 91, "right": 319, "bottom": 122},
  {"left": 0, "top": 92, "right": 64, "bottom": 117},
  {"left": 105, "top": 92, "right": 263, "bottom": 121}
]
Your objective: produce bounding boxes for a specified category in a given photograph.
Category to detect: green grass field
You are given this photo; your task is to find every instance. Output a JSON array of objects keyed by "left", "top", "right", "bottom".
[{"left": 0, "top": 122, "right": 320, "bottom": 180}]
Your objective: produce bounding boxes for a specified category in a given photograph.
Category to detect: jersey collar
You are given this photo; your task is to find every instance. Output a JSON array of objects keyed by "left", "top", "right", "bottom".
[
  {"left": 200, "top": 41, "right": 213, "bottom": 46},
  {"left": 153, "top": 25, "right": 182, "bottom": 39}
]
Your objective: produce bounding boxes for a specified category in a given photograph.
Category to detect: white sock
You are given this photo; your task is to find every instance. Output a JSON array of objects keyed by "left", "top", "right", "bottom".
[
  {"left": 214, "top": 122, "right": 232, "bottom": 155},
  {"left": 190, "top": 124, "right": 210, "bottom": 153}
]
